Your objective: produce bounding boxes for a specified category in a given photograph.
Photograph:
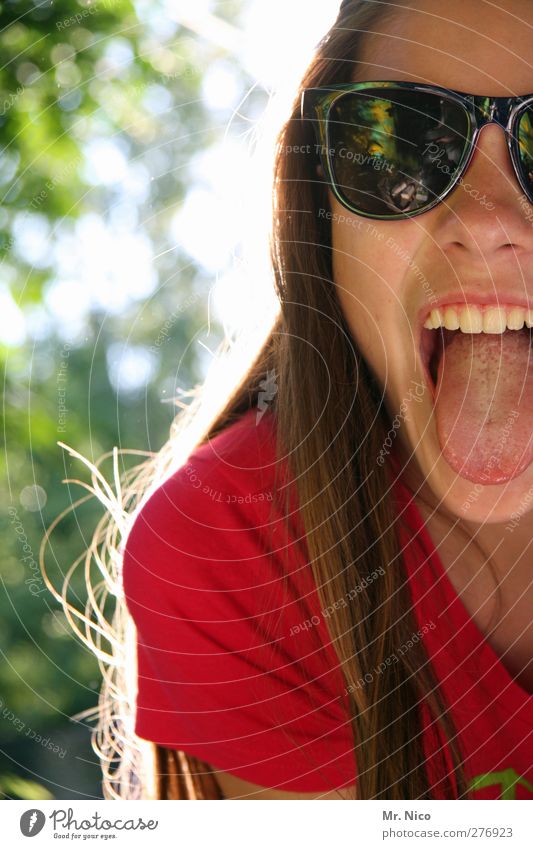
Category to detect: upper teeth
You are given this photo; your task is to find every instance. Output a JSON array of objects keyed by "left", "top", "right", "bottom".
[{"left": 423, "top": 304, "right": 533, "bottom": 333}]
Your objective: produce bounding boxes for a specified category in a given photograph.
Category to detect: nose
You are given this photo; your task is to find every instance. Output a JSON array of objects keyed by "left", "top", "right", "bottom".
[{"left": 430, "top": 122, "right": 533, "bottom": 260}]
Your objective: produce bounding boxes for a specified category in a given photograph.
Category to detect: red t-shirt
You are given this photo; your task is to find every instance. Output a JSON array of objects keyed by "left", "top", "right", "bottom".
[{"left": 122, "top": 407, "right": 533, "bottom": 798}]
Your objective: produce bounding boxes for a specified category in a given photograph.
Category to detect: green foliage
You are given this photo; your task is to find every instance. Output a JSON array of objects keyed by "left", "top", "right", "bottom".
[
  {"left": 0, "top": 771, "right": 54, "bottom": 800},
  {"left": 1, "top": 0, "right": 254, "bottom": 797}
]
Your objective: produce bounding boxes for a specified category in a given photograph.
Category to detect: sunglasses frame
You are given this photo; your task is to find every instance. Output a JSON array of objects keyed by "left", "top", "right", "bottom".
[{"left": 300, "top": 80, "right": 533, "bottom": 220}]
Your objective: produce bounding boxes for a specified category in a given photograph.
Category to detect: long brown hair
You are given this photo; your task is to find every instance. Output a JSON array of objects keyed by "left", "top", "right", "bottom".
[{"left": 41, "top": 0, "right": 470, "bottom": 800}]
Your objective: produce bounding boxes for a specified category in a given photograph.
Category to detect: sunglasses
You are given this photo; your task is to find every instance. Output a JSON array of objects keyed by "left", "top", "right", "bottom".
[{"left": 301, "top": 81, "right": 533, "bottom": 220}]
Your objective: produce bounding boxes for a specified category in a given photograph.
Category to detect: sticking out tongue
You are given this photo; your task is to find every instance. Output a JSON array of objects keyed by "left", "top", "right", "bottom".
[{"left": 434, "top": 329, "right": 533, "bottom": 484}]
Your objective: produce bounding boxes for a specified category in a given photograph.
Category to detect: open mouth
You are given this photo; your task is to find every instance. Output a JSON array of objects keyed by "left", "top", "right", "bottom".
[
  {"left": 421, "top": 326, "right": 533, "bottom": 391},
  {"left": 421, "top": 326, "right": 452, "bottom": 393},
  {"left": 418, "top": 302, "right": 533, "bottom": 484},
  {"left": 419, "top": 303, "right": 533, "bottom": 395}
]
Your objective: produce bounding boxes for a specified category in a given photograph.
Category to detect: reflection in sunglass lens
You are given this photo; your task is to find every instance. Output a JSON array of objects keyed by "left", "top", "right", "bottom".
[
  {"left": 327, "top": 89, "right": 470, "bottom": 216},
  {"left": 517, "top": 107, "right": 533, "bottom": 192}
]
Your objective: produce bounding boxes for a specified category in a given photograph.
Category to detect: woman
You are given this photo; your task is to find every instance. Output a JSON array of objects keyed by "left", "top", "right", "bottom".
[{"left": 44, "top": 0, "right": 533, "bottom": 800}]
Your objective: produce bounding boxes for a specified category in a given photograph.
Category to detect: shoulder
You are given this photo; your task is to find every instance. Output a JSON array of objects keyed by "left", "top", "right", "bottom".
[
  {"left": 179, "top": 407, "right": 280, "bottom": 517},
  {"left": 139, "top": 406, "right": 276, "bottom": 501},
  {"left": 121, "top": 408, "right": 284, "bottom": 597}
]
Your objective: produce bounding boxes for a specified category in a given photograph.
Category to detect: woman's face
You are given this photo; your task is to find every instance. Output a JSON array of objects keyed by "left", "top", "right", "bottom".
[{"left": 330, "top": 0, "right": 533, "bottom": 524}]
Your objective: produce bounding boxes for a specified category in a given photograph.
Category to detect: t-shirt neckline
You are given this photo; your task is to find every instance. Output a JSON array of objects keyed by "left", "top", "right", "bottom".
[{"left": 389, "top": 462, "right": 533, "bottom": 720}]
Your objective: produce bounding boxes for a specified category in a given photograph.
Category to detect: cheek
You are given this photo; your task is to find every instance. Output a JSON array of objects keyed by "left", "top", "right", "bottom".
[
  {"left": 330, "top": 219, "right": 398, "bottom": 377},
  {"left": 331, "top": 216, "right": 403, "bottom": 293}
]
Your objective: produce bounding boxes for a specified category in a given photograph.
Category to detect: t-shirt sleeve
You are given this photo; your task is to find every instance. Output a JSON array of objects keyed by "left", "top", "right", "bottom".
[{"left": 121, "top": 449, "right": 355, "bottom": 793}]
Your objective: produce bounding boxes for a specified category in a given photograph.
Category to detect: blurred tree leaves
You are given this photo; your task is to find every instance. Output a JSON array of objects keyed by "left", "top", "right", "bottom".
[
  {"left": 1, "top": 0, "right": 253, "bottom": 796},
  {"left": 0, "top": 771, "right": 54, "bottom": 800}
]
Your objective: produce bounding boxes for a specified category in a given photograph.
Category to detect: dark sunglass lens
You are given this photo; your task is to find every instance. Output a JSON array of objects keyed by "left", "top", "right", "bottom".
[
  {"left": 326, "top": 89, "right": 470, "bottom": 216},
  {"left": 517, "top": 107, "right": 533, "bottom": 195}
]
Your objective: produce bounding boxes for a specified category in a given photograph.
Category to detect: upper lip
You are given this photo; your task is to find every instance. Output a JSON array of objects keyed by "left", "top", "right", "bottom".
[{"left": 417, "top": 292, "right": 533, "bottom": 335}]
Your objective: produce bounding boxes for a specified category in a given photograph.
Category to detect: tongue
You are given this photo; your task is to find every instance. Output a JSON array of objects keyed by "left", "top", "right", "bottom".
[{"left": 434, "top": 330, "right": 533, "bottom": 484}]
